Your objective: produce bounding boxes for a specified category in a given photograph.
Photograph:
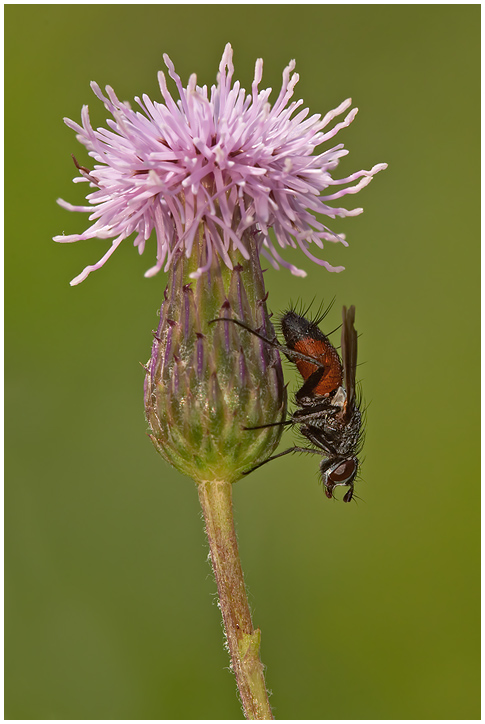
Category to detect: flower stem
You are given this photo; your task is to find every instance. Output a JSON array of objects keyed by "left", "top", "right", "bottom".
[{"left": 197, "top": 480, "right": 274, "bottom": 720}]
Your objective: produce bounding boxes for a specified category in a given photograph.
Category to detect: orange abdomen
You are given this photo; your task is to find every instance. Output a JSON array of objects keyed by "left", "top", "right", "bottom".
[{"left": 293, "top": 336, "right": 343, "bottom": 397}]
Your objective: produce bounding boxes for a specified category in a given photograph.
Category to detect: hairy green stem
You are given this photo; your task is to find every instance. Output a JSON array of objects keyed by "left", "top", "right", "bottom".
[{"left": 197, "top": 480, "right": 273, "bottom": 720}]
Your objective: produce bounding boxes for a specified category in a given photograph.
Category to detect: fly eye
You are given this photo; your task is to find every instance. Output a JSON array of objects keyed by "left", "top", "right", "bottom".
[{"left": 329, "top": 459, "right": 356, "bottom": 484}]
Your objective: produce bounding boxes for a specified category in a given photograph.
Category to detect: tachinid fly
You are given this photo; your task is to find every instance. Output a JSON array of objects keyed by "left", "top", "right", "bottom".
[{"left": 210, "top": 305, "right": 363, "bottom": 502}]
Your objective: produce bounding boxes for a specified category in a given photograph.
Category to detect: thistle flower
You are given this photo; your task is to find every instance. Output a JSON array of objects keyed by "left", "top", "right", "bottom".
[
  {"left": 54, "top": 43, "right": 386, "bottom": 286},
  {"left": 55, "top": 44, "right": 387, "bottom": 720}
]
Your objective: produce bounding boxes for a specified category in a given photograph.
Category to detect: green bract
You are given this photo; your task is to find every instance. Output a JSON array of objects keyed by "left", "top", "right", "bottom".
[{"left": 144, "top": 229, "right": 287, "bottom": 484}]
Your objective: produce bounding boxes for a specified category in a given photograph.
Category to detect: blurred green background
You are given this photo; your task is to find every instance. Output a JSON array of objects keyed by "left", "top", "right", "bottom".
[{"left": 5, "top": 5, "right": 479, "bottom": 720}]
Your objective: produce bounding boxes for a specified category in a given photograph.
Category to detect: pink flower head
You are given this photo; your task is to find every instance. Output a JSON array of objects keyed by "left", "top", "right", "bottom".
[{"left": 54, "top": 43, "right": 387, "bottom": 285}]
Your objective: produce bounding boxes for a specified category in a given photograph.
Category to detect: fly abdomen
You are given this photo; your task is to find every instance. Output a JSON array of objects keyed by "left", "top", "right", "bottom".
[{"left": 281, "top": 311, "right": 342, "bottom": 398}]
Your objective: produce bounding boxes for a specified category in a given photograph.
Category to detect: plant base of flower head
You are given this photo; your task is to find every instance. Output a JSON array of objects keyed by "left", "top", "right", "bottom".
[{"left": 144, "top": 226, "right": 287, "bottom": 485}]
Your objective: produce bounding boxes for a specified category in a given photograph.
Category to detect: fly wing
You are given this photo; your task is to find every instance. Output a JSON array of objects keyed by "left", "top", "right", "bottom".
[{"left": 341, "top": 305, "right": 358, "bottom": 419}]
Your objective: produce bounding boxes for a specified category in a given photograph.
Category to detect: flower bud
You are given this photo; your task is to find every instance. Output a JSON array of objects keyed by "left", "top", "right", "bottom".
[{"left": 144, "top": 231, "right": 287, "bottom": 484}]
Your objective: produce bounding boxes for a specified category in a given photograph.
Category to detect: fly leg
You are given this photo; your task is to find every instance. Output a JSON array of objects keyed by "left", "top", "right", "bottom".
[
  {"left": 243, "top": 446, "right": 323, "bottom": 475},
  {"left": 209, "top": 317, "right": 326, "bottom": 370},
  {"left": 243, "top": 419, "right": 294, "bottom": 431}
]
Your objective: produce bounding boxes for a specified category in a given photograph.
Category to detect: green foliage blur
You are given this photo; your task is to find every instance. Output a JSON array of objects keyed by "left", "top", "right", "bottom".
[{"left": 5, "top": 5, "right": 479, "bottom": 719}]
